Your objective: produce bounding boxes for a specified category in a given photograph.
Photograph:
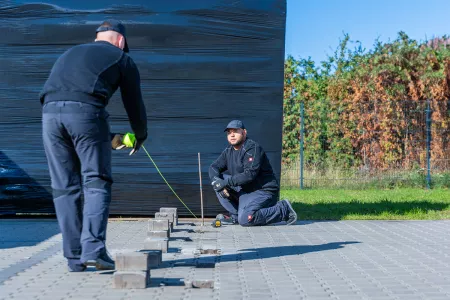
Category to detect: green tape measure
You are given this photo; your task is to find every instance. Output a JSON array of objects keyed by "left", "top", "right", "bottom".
[{"left": 123, "top": 133, "right": 136, "bottom": 147}]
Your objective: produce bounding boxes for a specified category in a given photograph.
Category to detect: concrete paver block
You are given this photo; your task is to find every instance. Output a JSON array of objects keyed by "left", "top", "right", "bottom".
[
  {"left": 112, "top": 271, "right": 150, "bottom": 289},
  {"left": 148, "top": 230, "right": 169, "bottom": 239},
  {"left": 143, "top": 238, "right": 169, "bottom": 253},
  {"left": 115, "top": 251, "right": 151, "bottom": 271},
  {"left": 159, "top": 208, "right": 178, "bottom": 225},
  {"left": 155, "top": 212, "right": 175, "bottom": 224},
  {"left": 185, "top": 279, "right": 215, "bottom": 289},
  {"left": 139, "top": 250, "right": 162, "bottom": 268},
  {"left": 147, "top": 219, "right": 169, "bottom": 231},
  {"left": 196, "top": 248, "right": 221, "bottom": 255}
]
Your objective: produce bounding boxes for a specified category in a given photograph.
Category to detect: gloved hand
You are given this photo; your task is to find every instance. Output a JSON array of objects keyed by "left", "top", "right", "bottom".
[
  {"left": 218, "top": 188, "right": 230, "bottom": 199},
  {"left": 129, "top": 134, "right": 147, "bottom": 155},
  {"left": 111, "top": 133, "right": 126, "bottom": 150},
  {"left": 211, "top": 176, "right": 229, "bottom": 192},
  {"left": 218, "top": 187, "right": 239, "bottom": 201}
]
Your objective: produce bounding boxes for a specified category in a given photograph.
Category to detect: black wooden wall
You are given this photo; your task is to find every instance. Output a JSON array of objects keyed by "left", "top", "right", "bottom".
[{"left": 0, "top": 0, "right": 286, "bottom": 217}]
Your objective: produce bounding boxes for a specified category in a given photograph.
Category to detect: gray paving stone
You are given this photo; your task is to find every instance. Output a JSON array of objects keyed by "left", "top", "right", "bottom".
[
  {"left": 185, "top": 279, "right": 214, "bottom": 288},
  {"left": 184, "top": 289, "right": 214, "bottom": 298},
  {"left": 387, "top": 288, "right": 417, "bottom": 294},
  {"left": 159, "top": 208, "right": 178, "bottom": 225},
  {"left": 6, "top": 293, "right": 39, "bottom": 299},
  {"left": 331, "top": 297, "right": 361, "bottom": 300},
  {"left": 423, "top": 291, "right": 450, "bottom": 296},
  {"left": 112, "top": 271, "right": 150, "bottom": 289},
  {"left": 155, "top": 213, "right": 175, "bottom": 224},
  {"left": 40, "top": 291, "right": 70, "bottom": 298},
  {"left": 35, "top": 296, "right": 65, "bottom": 300},
  {"left": 139, "top": 250, "right": 162, "bottom": 267},
  {"left": 303, "top": 294, "right": 334, "bottom": 299},
  {"left": 147, "top": 219, "right": 170, "bottom": 232},
  {"left": 219, "top": 291, "right": 248, "bottom": 297},
  {"left": 143, "top": 238, "right": 169, "bottom": 253},
  {"left": 115, "top": 251, "right": 152, "bottom": 271},
  {"left": 148, "top": 230, "right": 170, "bottom": 239}
]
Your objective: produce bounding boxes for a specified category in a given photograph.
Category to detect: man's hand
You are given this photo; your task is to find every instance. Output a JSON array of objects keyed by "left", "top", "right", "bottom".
[
  {"left": 218, "top": 188, "right": 230, "bottom": 199},
  {"left": 211, "top": 176, "right": 229, "bottom": 192},
  {"left": 129, "top": 135, "right": 147, "bottom": 155},
  {"left": 111, "top": 133, "right": 126, "bottom": 150}
]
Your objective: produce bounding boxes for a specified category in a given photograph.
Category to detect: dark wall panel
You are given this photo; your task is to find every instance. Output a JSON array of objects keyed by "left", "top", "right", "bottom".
[{"left": 0, "top": 0, "right": 286, "bottom": 216}]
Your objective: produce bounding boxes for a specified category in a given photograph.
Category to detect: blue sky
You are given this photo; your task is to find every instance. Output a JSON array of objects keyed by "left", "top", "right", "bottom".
[{"left": 285, "top": 0, "right": 450, "bottom": 63}]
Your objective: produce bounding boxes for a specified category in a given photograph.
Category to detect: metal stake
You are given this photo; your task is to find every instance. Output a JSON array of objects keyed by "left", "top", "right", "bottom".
[{"left": 198, "top": 152, "right": 204, "bottom": 226}]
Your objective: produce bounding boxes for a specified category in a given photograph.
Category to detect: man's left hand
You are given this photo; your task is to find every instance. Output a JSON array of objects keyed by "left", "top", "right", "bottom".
[{"left": 211, "top": 176, "right": 229, "bottom": 192}]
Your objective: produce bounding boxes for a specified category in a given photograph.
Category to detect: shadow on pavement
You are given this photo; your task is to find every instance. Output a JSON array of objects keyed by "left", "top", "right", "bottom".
[{"left": 164, "top": 241, "right": 360, "bottom": 269}]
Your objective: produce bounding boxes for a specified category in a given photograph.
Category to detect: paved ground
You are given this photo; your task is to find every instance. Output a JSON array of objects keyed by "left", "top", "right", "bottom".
[{"left": 1, "top": 218, "right": 450, "bottom": 299}]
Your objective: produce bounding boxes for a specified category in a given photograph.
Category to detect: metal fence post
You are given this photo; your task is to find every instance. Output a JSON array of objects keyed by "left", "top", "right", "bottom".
[
  {"left": 300, "top": 102, "right": 304, "bottom": 189},
  {"left": 426, "top": 99, "right": 432, "bottom": 189}
]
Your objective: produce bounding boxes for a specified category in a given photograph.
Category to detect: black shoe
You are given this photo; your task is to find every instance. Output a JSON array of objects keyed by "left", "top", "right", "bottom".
[
  {"left": 83, "top": 250, "right": 115, "bottom": 271},
  {"left": 282, "top": 199, "right": 297, "bottom": 225},
  {"left": 216, "top": 214, "right": 238, "bottom": 225},
  {"left": 68, "top": 260, "right": 86, "bottom": 272}
]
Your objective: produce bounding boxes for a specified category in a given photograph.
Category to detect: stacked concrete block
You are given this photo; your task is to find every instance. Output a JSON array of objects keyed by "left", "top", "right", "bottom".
[
  {"left": 160, "top": 207, "right": 178, "bottom": 225},
  {"left": 147, "top": 230, "right": 169, "bottom": 239},
  {"left": 147, "top": 218, "right": 170, "bottom": 239},
  {"left": 113, "top": 251, "right": 152, "bottom": 289},
  {"left": 155, "top": 212, "right": 175, "bottom": 231},
  {"left": 139, "top": 250, "right": 162, "bottom": 268},
  {"left": 148, "top": 219, "right": 170, "bottom": 237},
  {"left": 148, "top": 219, "right": 170, "bottom": 231},
  {"left": 146, "top": 218, "right": 170, "bottom": 253},
  {"left": 144, "top": 237, "right": 169, "bottom": 253}
]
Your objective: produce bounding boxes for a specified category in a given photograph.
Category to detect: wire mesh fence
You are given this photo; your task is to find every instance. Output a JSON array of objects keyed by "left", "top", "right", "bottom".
[{"left": 281, "top": 99, "right": 450, "bottom": 189}]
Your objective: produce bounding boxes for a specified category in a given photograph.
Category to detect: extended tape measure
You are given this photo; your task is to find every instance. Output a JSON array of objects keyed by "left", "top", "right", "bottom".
[{"left": 121, "top": 133, "right": 198, "bottom": 219}]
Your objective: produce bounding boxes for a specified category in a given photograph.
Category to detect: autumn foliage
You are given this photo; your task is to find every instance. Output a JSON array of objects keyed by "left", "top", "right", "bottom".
[{"left": 283, "top": 32, "right": 450, "bottom": 173}]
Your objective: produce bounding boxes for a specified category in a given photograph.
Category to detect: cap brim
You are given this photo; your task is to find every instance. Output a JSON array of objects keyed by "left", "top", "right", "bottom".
[{"left": 224, "top": 127, "right": 240, "bottom": 132}]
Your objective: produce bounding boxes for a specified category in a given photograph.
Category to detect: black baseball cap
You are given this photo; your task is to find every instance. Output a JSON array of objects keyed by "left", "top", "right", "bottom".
[
  {"left": 224, "top": 120, "right": 246, "bottom": 132},
  {"left": 96, "top": 19, "right": 129, "bottom": 53}
]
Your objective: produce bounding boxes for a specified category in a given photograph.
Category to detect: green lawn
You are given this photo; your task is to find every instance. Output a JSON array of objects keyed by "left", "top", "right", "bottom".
[{"left": 280, "top": 188, "right": 450, "bottom": 220}]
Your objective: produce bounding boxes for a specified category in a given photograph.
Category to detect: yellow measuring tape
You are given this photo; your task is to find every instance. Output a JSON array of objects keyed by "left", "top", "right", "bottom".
[{"left": 123, "top": 133, "right": 198, "bottom": 219}]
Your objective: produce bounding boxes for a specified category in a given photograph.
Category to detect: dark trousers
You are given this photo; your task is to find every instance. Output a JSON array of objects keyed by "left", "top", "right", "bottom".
[
  {"left": 216, "top": 176, "right": 288, "bottom": 226},
  {"left": 42, "top": 101, "right": 112, "bottom": 264}
]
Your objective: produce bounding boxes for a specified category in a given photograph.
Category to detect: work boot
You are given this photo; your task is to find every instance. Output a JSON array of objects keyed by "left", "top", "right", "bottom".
[
  {"left": 67, "top": 259, "right": 86, "bottom": 272},
  {"left": 282, "top": 199, "right": 297, "bottom": 225},
  {"left": 216, "top": 214, "right": 238, "bottom": 225},
  {"left": 84, "top": 250, "right": 115, "bottom": 271}
]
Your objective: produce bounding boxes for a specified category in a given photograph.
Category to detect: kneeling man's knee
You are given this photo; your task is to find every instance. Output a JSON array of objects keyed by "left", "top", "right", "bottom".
[{"left": 238, "top": 210, "right": 256, "bottom": 226}]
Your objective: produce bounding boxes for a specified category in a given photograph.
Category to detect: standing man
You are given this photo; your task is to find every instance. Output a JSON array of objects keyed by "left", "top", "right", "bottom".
[
  {"left": 209, "top": 120, "right": 297, "bottom": 226},
  {"left": 40, "top": 20, "right": 147, "bottom": 271}
]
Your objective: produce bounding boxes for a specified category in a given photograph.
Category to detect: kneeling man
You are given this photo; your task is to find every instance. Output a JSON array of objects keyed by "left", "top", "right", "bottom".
[{"left": 209, "top": 120, "right": 297, "bottom": 226}]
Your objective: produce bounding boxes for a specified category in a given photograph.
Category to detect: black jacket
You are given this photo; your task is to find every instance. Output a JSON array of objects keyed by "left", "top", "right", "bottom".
[
  {"left": 209, "top": 139, "right": 279, "bottom": 194},
  {"left": 39, "top": 40, "right": 147, "bottom": 139}
]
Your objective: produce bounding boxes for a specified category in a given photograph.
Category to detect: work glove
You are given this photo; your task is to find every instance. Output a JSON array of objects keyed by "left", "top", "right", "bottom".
[
  {"left": 218, "top": 187, "right": 239, "bottom": 202},
  {"left": 218, "top": 188, "right": 230, "bottom": 199},
  {"left": 111, "top": 133, "right": 126, "bottom": 150},
  {"left": 211, "top": 176, "right": 229, "bottom": 192},
  {"left": 129, "top": 134, "right": 147, "bottom": 156}
]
